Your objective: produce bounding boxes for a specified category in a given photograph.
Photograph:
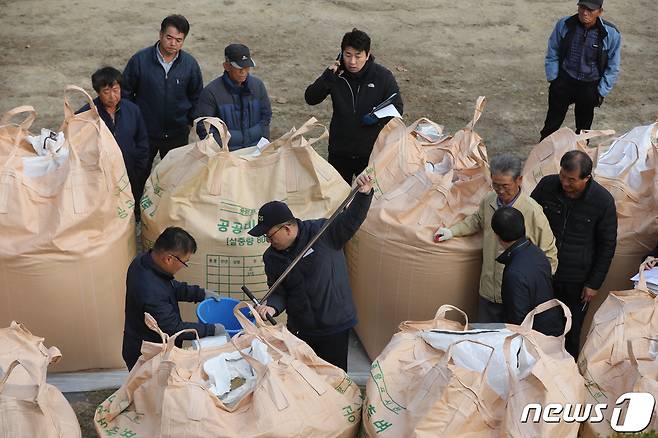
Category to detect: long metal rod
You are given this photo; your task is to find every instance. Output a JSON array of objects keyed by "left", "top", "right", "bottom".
[{"left": 260, "top": 186, "right": 361, "bottom": 304}]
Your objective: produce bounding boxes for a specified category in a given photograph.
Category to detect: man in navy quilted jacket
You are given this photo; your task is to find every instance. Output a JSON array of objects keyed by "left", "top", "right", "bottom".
[{"left": 123, "top": 15, "right": 203, "bottom": 161}]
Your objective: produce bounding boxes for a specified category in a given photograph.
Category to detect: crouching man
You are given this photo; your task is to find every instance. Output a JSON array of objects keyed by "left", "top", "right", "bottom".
[{"left": 122, "top": 227, "right": 223, "bottom": 370}]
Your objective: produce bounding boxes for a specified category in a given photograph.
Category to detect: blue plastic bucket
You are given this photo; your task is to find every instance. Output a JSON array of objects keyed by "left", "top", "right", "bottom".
[{"left": 196, "top": 298, "right": 254, "bottom": 337}]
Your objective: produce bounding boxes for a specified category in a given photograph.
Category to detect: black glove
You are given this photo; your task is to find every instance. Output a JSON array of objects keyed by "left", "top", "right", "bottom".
[{"left": 596, "top": 94, "right": 604, "bottom": 107}]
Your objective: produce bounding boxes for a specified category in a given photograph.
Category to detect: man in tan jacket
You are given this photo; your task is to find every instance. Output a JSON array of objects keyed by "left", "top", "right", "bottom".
[{"left": 434, "top": 154, "right": 558, "bottom": 323}]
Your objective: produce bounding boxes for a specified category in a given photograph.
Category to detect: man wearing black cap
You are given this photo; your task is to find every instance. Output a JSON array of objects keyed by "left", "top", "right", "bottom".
[
  {"left": 248, "top": 174, "right": 374, "bottom": 371},
  {"left": 194, "top": 43, "right": 272, "bottom": 150},
  {"left": 539, "top": 0, "right": 621, "bottom": 140}
]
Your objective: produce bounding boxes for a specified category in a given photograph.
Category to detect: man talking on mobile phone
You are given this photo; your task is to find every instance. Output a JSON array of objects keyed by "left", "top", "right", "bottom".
[{"left": 304, "top": 28, "right": 403, "bottom": 184}]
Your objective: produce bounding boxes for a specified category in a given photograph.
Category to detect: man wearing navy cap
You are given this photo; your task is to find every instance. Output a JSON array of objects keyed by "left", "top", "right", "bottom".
[
  {"left": 194, "top": 43, "right": 272, "bottom": 150},
  {"left": 539, "top": 0, "right": 621, "bottom": 140},
  {"left": 248, "top": 174, "right": 374, "bottom": 370}
]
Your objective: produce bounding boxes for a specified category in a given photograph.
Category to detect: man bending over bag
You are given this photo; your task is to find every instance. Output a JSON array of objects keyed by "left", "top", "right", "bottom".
[
  {"left": 122, "top": 227, "right": 224, "bottom": 370},
  {"left": 249, "top": 174, "right": 374, "bottom": 371}
]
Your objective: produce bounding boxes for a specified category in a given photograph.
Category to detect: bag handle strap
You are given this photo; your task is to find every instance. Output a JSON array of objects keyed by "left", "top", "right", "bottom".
[
  {"left": 0, "top": 105, "right": 37, "bottom": 130},
  {"left": 194, "top": 117, "right": 230, "bottom": 153},
  {"left": 467, "top": 96, "right": 486, "bottom": 130},
  {"left": 432, "top": 305, "right": 469, "bottom": 330},
  {"left": 287, "top": 117, "right": 328, "bottom": 148},
  {"left": 233, "top": 301, "right": 264, "bottom": 335},
  {"left": 0, "top": 107, "right": 39, "bottom": 176},
  {"left": 576, "top": 129, "right": 615, "bottom": 142},
  {"left": 244, "top": 118, "right": 327, "bottom": 159},
  {"left": 635, "top": 257, "right": 656, "bottom": 293},
  {"left": 0, "top": 359, "right": 46, "bottom": 402},
  {"left": 63, "top": 85, "right": 98, "bottom": 119},
  {"left": 232, "top": 302, "right": 308, "bottom": 363},
  {"left": 520, "top": 299, "right": 572, "bottom": 337},
  {"left": 144, "top": 312, "right": 202, "bottom": 364},
  {"left": 61, "top": 86, "right": 103, "bottom": 168}
]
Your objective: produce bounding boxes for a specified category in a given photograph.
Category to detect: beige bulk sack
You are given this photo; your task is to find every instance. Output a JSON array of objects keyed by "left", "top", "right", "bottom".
[
  {"left": 346, "top": 98, "right": 491, "bottom": 359},
  {"left": 626, "top": 338, "right": 658, "bottom": 433},
  {"left": 95, "top": 303, "right": 362, "bottom": 437},
  {"left": 521, "top": 127, "right": 613, "bottom": 192},
  {"left": 0, "top": 86, "right": 136, "bottom": 372},
  {"left": 361, "top": 300, "right": 583, "bottom": 438},
  {"left": 578, "top": 259, "right": 658, "bottom": 437},
  {"left": 0, "top": 321, "right": 81, "bottom": 437},
  {"left": 140, "top": 117, "right": 350, "bottom": 318}
]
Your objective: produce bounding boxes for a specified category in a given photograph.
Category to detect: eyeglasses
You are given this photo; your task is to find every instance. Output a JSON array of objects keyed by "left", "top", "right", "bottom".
[
  {"left": 169, "top": 254, "right": 189, "bottom": 268},
  {"left": 265, "top": 225, "right": 286, "bottom": 242}
]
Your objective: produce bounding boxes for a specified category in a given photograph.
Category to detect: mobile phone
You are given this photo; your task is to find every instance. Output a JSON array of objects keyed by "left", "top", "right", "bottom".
[{"left": 334, "top": 51, "right": 343, "bottom": 74}]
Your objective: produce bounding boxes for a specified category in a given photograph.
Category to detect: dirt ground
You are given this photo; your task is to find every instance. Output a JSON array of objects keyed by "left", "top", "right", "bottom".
[{"left": 1, "top": 0, "right": 657, "bottom": 159}]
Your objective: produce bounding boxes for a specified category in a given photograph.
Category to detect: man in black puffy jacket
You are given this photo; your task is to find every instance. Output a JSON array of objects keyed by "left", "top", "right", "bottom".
[
  {"left": 248, "top": 175, "right": 374, "bottom": 371},
  {"left": 305, "top": 29, "right": 403, "bottom": 183},
  {"left": 122, "top": 227, "right": 223, "bottom": 370},
  {"left": 492, "top": 207, "right": 562, "bottom": 337},
  {"left": 122, "top": 15, "right": 203, "bottom": 161},
  {"left": 531, "top": 150, "right": 617, "bottom": 357}
]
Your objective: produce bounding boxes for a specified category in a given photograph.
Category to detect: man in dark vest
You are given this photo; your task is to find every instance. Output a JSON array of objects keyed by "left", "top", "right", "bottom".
[{"left": 539, "top": 0, "right": 621, "bottom": 140}]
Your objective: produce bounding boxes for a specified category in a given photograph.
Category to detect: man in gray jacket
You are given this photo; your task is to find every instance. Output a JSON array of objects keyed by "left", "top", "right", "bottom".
[{"left": 194, "top": 43, "right": 272, "bottom": 150}]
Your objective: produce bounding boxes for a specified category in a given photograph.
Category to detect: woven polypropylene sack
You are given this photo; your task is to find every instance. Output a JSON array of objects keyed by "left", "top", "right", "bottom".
[
  {"left": 0, "top": 86, "right": 136, "bottom": 371},
  {"left": 0, "top": 321, "right": 81, "bottom": 437},
  {"left": 95, "top": 303, "right": 362, "bottom": 437}
]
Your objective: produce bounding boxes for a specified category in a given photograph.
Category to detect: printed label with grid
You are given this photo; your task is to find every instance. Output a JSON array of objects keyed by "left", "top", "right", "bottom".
[{"left": 206, "top": 254, "right": 268, "bottom": 300}]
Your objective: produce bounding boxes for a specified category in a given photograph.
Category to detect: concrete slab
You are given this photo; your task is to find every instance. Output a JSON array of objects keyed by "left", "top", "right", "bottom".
[{"left": 47, "top": 369, "right": 128, "bottom": 393}]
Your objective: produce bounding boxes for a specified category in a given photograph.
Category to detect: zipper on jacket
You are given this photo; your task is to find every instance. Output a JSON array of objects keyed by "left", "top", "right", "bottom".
[
  {"left": 163, "top": 70, "right": 168, "bottom": 137},
  {"left": 355, "top": 85, "right": 361, "bottom": 112},
  {"left": 558, "top": 200, "right": 570, "bottom": 250},
  {"left": 340, "top": 76, "right": 357, "bottom": 114}
]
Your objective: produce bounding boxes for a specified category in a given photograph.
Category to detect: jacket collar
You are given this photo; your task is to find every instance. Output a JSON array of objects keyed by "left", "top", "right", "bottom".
[
  {"left": 496, "top": 237, "right": 530, "bottom": 265},
  {"left": 271, "top": 219, "right": 307, "bottom": 257},
  {"left": 141, "top": 250, "right": 174, "bottom": 280},
  {"left": 221, "top": 71, "right": 251, "bottom": 95},
  {"left": 488, "top": 190, "right": 526, "bottom": 210},
  {"left": 93, "top": 97, "right": 121, "bottom": 121},
  {"left": 565, "top": 14, "right": 608, "bottom": 38},
  {"left": 151, "top": 42, "right": 184, "bottom": 66},
  {"left": 555, "top": 175, "right": 597, "bottom": 202}
]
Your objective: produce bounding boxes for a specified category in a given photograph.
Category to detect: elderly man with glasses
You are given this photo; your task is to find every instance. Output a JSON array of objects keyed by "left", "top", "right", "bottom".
[
  {"left": 122, "top": 226, "right": 224, "bottom": 370},
  {"left": 434, "top": 154, "right": 558, "bottom": 324},
  {"left": 248, "top": 174, "right": 374, "bottom": 371}
]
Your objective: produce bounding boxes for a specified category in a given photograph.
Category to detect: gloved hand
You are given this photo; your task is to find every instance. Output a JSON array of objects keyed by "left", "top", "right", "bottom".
[
  {"left": 362, "top": 112, "right": 379, "bottom": 126},
  {"left": 596, "top": 94, "right": 604, "bottom": 107},
  {"left": 204, "top": 289, "right": 221, "bottom": 301},
  {"left": 433, "top": 227, "right": 453, "bottom": 242},
  {"left": 213, "top": 323, "right": 227, "bottom": 337}
]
